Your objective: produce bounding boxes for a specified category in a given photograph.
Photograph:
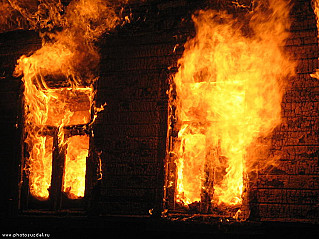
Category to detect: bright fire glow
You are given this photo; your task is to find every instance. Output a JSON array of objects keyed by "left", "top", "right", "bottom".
[
  {"left": 16, "top": 54, "right": 94, "bottom": 200},
  {"left": 172, "top": 0, "right": 295, "bottom": 207},
  {"left": 28, "top": 136, "right": 53, "bottom": 200},
  {"left": 63, "top": 135, "right": 90, "bottom": 199},
  {"left": 13, "top": 0, "right": 120, "bottom": 201}
]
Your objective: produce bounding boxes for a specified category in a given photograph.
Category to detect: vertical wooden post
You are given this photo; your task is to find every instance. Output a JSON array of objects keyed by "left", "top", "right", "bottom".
[
  {"left": 201, "top": 132, "right": 214, "bottom": 214},
  {"left": 50, "top": 129, "right": 66, "bottom": 211}
]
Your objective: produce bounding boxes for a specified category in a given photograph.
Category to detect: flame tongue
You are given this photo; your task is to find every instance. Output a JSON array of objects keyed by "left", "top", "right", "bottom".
[
  {"left": 63, "top": 135, "right": 89, "bottom": 199},
  {"left": 173, "top": 0, "right": 295, "bottom": 208},
  {"left": 14, "top": 0, "right": 122, "bottom": 201}
]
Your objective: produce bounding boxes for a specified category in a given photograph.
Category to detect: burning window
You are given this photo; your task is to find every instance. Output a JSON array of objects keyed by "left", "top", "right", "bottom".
[
  {"left": 165, "top": 0, "right": 296, "bottom": 220},
  {"left": 10, "top": 0, "right": 121, "bottom": 211},
  {"left": 20, "top": 81, "right": 93, "bottom": 208}
]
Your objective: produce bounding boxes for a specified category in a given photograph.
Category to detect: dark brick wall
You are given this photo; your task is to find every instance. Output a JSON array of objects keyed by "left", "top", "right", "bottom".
[
  {"left": 255, "top": 0, "right": 319, "bottom": 222},
  {"left": 93, "top": 0, "right": 204, "bottom": 215},
  {"left": 0, "top": 30, "right": 41, "bottom": 217},
  {"left": 95, "top": 0, "right": 319, "bottom": 220}
]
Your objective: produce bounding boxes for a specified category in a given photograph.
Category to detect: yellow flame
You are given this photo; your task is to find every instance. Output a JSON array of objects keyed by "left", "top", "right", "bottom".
[
  {"left": 172, "top": 0, "right": 295, "bottom": 207},
  {"left": 14, "top": 0, "right": 121, "bottom": 200},
  {"left": 63, "top": 135, "right": 89, "bottom": 199},
  {"left": 28, "top": 136, "right": 53, "bottom": 200}
]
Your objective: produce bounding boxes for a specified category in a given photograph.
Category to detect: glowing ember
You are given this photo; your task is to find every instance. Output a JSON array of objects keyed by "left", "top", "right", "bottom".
[{"left": 171, "top": 0, "right": 295, "bottom": 208}]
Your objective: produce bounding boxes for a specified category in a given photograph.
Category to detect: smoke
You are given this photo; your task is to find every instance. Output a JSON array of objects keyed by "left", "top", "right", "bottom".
[
  {"left": 0, "top": 0, "right": 63, "bottom": 33},
  {"left": 11, "top": 0, "right": 131, "bottom": 86},
  {"left": 0, "top": 0, "right": 26, "bottom": 32}
]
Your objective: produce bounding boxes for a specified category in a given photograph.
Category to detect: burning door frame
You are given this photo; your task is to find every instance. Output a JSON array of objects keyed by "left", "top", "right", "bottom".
[{"left": 18, "top": 84, "right": 98, "bottom": 212}]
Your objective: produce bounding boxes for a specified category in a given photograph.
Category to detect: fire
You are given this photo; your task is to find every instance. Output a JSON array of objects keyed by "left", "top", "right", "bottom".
[
  {"left": 16, "top": 52, "right": 94, "bottom": 200},
  {"left": 28, "top": 136, "right": 53, "bottom": 200},
  {"left": 63, "top": 135, "right": 90, "bottom": 199},
  {"left": 13, "top": 0, "right": 122, "bottom": 201},
  {"left": 171, "top": 0, "right": 295, "bottom": 208}
]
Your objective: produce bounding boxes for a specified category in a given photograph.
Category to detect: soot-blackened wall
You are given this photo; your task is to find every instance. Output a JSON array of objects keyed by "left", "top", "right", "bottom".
[
  {"left": 253, "top": 0, "right": 319, "bottom": 222},
  {"left": 93, "top": 0, "right": 205, "bottom": 215},
  {"left": 94, "top": 0, "right": 319, "bottom": 221}
]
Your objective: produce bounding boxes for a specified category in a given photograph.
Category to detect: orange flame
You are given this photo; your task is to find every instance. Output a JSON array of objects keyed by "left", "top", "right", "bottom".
[
  {"left": 28, "top": 136, "right": 53, "bottom": 200},
  {"left": 63, "top": 135, "right": 89, "bottom": 199},
  {"left": 14, "top": 0, "right": 121, "bottom": 200},
  {"left": 172, "top": 0, "right": 295, "bottom": 208},
  {"left": 16, "top": 53, "right": 94, "bottom": 200}
]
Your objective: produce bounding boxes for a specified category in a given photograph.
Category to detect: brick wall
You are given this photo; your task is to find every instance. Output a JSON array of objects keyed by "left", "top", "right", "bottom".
[
  {"left": 0, "top": 30, "right": 41, "bottom": 216},
  {"left": 93, "top": 0, "right": 204, "bottom": 215},
  {"left": 253, "top": 0, "right": 319, "bottom": 222},
  {"left": 95, "top": 0, "right": 319, "bottom": 220}
]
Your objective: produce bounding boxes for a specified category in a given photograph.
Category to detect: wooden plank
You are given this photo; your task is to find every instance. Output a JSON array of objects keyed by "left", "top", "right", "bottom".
[
  {"left": 98, "top": 71, "right": 162, "bottom": 89},
  {"left": 100, "top": 136, "right": 160, "bottom": 150},
  {"left": 287, "top": 29, "right": 318, "bottom": 46},
  {"left": 120, "top": 101, "right": 160, "bottom": 112},
  {"left": 97, "top": 202, "right": 151, "bottom": 215},
  {"left": 102, "top": 188, "right": 157, "bottom": 198},
  {"left": 259, "top": 160, "right": 319, "bottom": 175},
  {"left": 50, "top": 131, "right": 66, "bottom": 211},
  {"left": 257, "top": 203, "right": 319, "bottom": 220},
  {"left": 94, "top": 124, "right": 162, "bottom": 137},
  {"left": 272, "top": 130, "right": 319, "bottom": 146},
  {"left": 282, "top": 103, "right": 319, "bottom": 117},
  {"left": 104, "top": 175, "right": 158, "bottom": 189},
  {"left": 283, "top": 88, "right": 319, "bottom": 104},
  {"left": 257, "top": 189, "right": 319, "bottom": 204},
  {"left": 105, "top": 162, "right": 160, "bottom": 176},
  {"left": 103, "top": 43, "right": 176, "bottom": 59},
  {"left": 291, "top": 0, "right": 316, "bottom": 17},
  {"left": 285, "top": 44, "right": 319, "bottom": 60},
  {"left": 103, "top": 111, "right": 159, "bottom": 124},
  {"left": 101, "top": 55, "right": 178, "bottom": 72},
  {"left": 291, "top": 74, "right": 319, "bottom": 88},
  {"left": 295, "top": 58, "right": 318, "bottom": 73},
  {"left": 257, "top": 175, "right": 319, "bottom": 189},
  {"left": 102, "top": 149, "right": 159, "bottom": 164},
  {"left": 270, "top": 145, "right": 319, "bottom": 162},
  {"left": 97, "top": 86, "right": 160, "bottom": 101}
]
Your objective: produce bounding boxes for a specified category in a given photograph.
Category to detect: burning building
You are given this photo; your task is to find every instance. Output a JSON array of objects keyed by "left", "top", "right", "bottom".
[{"left": 0, "top": 0, "right": 318, "bottom": 236}]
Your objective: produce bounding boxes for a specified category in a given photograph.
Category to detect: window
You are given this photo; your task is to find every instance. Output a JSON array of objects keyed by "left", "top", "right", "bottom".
[{"left": 20, "top": 87, "right": 93, "bottom": 211}]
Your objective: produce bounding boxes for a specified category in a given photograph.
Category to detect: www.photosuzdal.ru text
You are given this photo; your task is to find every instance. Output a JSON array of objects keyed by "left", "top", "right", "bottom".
[{"left": 1, "top": 233, "right": 50, "bottom": 238}]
